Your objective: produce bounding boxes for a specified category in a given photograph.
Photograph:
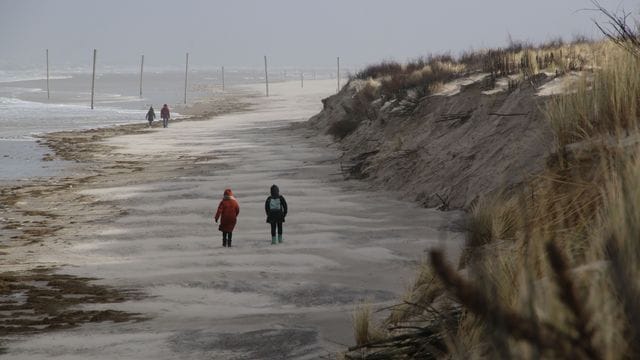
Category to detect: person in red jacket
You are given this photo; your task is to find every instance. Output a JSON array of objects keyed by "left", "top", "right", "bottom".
[
  {"left": 160, "top": 104, "right": 170, "bottom": 128},
  {"left": 214, "top": 189, "right": 240, "bottom": 247}
]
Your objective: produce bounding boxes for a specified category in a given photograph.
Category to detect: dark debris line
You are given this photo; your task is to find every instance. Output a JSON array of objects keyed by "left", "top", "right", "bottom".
[{"left": 0, "top": 268, "right": 145, "bottom": 337}]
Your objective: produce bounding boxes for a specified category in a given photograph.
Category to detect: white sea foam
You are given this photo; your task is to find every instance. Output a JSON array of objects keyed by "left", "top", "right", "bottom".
[
  {"left": 0, "top": 97, "right": 146, "bottom": 139},
  {"left": 0, "top": 97, "right": 144, "bottom": 114},
  {"left": 0, "top": 70, "right": 73, "bottom": 83}
]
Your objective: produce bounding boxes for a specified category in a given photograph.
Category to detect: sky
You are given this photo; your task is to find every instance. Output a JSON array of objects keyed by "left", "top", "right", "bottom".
[{"left": 0, "top": 0, "right": 637, "bottom": 70}]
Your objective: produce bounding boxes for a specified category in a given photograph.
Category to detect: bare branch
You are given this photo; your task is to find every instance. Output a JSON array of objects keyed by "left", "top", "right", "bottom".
[{"left": 590, "top": 0, "right": 640, "bottom": 57}]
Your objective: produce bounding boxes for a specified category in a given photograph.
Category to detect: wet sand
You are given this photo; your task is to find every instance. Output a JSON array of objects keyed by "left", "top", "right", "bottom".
[{"left": 1, "top": 80, "right": 463, "bottom": 359}]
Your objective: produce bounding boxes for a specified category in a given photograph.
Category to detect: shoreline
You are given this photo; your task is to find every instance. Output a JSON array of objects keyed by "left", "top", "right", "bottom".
[
  {"left": 39, "top": 89, "right": 257, "bottom": 163},
  {"left": 0, "top": 82, "right": 259, "bottom": 186}
]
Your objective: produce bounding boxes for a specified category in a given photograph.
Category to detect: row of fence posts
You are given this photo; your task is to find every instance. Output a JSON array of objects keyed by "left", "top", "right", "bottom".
[{"left": 44, "top": 49, "right": 344, "bottom": 108}]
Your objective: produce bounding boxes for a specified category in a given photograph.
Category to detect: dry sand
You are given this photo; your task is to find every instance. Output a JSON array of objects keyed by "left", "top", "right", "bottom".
[{"left": 1, "top": 80, "right": 462, "bottom": 359}]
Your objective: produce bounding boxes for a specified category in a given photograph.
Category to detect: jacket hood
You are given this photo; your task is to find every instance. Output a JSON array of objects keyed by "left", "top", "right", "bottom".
[{"left": 270, "top": 184, "right": 279, "bottom": 197}]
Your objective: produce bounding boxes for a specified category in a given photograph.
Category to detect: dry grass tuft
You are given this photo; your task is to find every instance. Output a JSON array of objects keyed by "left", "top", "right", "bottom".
[
  {"left": 351, "top": 302, "right": 386, "bottom": 357},
  {"left": 352, "top": 303, "right": 374, "bottom": 347},
  {"left": 465, "top": 196, "right": 518, "bottom": 248},
  {"left": 547, "top": 45, "right": 640, "bottom": 152},
  {"left": 386, "top": 261, "right": 444, "bottom": 326}
]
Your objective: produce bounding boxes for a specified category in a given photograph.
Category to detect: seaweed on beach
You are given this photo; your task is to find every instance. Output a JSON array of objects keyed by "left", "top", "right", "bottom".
[{"left": 0, "top": 268, "right": 145, "bottom": 336}]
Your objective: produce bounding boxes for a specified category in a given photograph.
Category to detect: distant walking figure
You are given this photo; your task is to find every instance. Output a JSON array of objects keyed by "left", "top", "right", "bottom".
[
  {"left": 265, "top": 184, "right": 288, "bottom": 245},
  {"left": 160, "top": 104, "right": 170, "bottom": 128},
  {"left": 214, "top": 189, "right": 240, "bottom": 247},
  {"left": 145, "top": 106, "right": 156, "bottom": 127}
]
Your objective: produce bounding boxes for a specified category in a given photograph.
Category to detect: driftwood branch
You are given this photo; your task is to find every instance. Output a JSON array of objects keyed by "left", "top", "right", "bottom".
[
  {"left": 436, "top": 110, "right": 473, "bottom": 123},
  {"left": 589, "top": 0, "right": 640, "bottom": 58},
  {"left": 435, "top": 193, "right": 449, "bottom": 211},
  {"left": 489, "top": 112, "right": 530, "bottom": 117}
]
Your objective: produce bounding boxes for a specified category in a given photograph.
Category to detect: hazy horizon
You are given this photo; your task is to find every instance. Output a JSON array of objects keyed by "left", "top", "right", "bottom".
[{"left": 1, "top": 0, "right": 637, "bottom": 71}]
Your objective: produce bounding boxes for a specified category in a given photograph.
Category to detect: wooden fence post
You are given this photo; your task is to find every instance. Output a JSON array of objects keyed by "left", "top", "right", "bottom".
[
  {"left": 337, "top": 56, "right": 340, "bottom": 92},
  {"left": 46, "top": 49, "right": 50, "bottom": 100},
  {"left": 264, "top": 55, "right": 269, "bottom": 96},
  {"left": 90, "top": 49, "right": 96, "bottom": 109},
  {"left": 184, "top": 52, "right": 189, "bottom": 104},
  {"left": 139, "top": 54, "right": 144, "bottom": 98}
]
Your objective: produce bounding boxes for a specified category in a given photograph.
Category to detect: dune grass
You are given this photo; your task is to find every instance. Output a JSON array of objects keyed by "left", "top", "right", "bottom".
[
  {"left": 547, "top": 44, "right": 640, "bottom": 152},
  {"left": 352, "top": 303, "right": 374, "bottom": 347},
  {"left": 331, "top": 39, "right": 601, "bottom": 140},
  {"left": 348, "top": 37, "right": 598, "bottom": 103},
  {"left": 345, "top": 18, "right": 640, "bottom": 360}
]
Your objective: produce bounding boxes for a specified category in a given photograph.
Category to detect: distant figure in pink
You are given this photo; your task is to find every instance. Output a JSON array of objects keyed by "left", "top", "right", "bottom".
[{"left": 160, "top": 104, "right": 170, "bottom": 128}]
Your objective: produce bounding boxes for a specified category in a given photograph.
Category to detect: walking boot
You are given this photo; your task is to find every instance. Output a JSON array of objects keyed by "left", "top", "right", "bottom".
[
  {"left": 222, "top": 239, "right": 227, "bottom": 247},
  {"left": 227, "top": 239, "right": 232, "bottom": 247},
  {"left": 277, "top": 234, "right": 283, "bottom": 244},
  {"left": 271, "top": 236, "right": 277, "bottom": 245}
]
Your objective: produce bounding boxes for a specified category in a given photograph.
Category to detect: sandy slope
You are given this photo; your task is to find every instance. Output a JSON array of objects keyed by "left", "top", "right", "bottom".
[
  {"left": 308, "top": 76, "right": 555, "bottom": 209},
  {"left": 4, "top": 80, "right": 462, "bottom": 359}
]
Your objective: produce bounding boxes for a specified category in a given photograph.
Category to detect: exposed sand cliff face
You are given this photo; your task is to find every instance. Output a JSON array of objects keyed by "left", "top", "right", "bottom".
[{"left": 307, "top": 75, "right": 557, "bottom": 209}]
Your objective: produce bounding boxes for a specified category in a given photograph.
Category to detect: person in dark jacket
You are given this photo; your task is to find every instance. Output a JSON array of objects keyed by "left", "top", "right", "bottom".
[
  {"left": 160, "top": 104, "right": 170, "bottom": 128},
  {"left": 265, "top": 184, "right": 287, "bottom": 244},
  {"left": 214, "top": 189, "right": 240, "bottom": 247},
  {"left": 145, "top": 106, "right": 156, "bottom": 127}
]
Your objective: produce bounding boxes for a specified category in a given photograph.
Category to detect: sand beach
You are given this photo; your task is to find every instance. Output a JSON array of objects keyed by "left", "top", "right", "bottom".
[{"left": 0, "top": 79, "right": 462, "bottom": 358}]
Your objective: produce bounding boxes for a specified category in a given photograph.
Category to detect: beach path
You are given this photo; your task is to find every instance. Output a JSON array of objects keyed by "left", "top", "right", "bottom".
[{"left": 6, "top": 79, "right": 462, "bottom": 359}]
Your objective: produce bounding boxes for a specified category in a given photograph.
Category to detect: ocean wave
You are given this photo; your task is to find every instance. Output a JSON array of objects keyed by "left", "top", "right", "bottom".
[
  {"left": 0, "top": 96, "right": 144, "bottom": 113},
  {"left": 0, "top": 74, "right": 73, "bottom": 83},
  {"left": 0, "top": 135, "right": 37, "bottom": 142}
]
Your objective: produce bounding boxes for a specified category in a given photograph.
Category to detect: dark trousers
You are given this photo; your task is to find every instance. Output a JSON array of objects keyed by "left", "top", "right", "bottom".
[
  {"left": 222, "top": 232, "right": 232, "bottom": 246},
  {"left": 270, "top": 222, "right": 283, "bottom": 237}
]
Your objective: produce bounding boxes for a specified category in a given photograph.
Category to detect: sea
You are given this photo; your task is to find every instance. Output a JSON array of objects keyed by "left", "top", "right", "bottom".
[{"left": 0, "top": 66, "right": 339, "bottom": 183}]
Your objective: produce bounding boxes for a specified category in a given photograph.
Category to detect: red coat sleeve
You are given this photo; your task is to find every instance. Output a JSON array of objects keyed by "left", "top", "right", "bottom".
[
  {"left": 235, "top": 200, "right": 240, "bottom": 216},
  {"left": 215, "top": 201, "right": 223, "bottom": 221}
]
